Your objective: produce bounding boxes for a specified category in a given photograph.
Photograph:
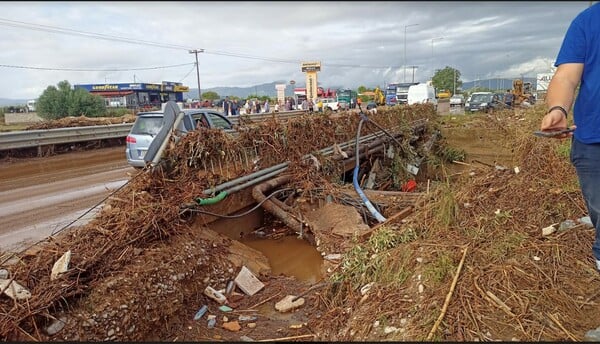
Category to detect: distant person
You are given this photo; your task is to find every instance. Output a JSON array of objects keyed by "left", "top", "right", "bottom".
[
  {"left": 264, "top": 99, "right": 270, "bottom": 113},
  {"left": 301, "top": 99, "right": 308, "bottom": 111},
  {"left": 503, "top": 89, "right": 514, "bottom": 108},
  {"left": 223, "top": 97, "right": 230, "bottom": 116},
  {"left": 317, "top": 99, "right": 323, "bottom": 113},
  {"left": 308, "top": 99, "right": 314, "bottom": 112},
  {"left": 231, "top": 99, "right": 238, "bottom": 116},
  {"left": 255, "top": 100, "right": 261, "bottom": 114}
]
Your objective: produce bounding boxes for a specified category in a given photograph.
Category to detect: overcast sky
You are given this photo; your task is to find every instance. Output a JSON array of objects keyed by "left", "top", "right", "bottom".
[{"left": 0, "top": 1, "right": 592, "bottom": 99}]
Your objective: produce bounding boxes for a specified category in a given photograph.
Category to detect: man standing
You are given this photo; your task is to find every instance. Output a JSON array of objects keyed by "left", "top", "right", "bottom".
[
  {"left": 223, "top": 97, "right": 230, "bottom": 116},
  {"left": 503, "top": 89, "right": 514, "bottom": 108},
  {"left": 539, "top": 3, "right": 600, "bottom": 272}
]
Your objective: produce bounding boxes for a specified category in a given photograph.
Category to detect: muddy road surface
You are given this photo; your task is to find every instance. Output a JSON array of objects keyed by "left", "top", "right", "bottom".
[{"left": 0, "top": 146, "right": 135, "bottom": 251}]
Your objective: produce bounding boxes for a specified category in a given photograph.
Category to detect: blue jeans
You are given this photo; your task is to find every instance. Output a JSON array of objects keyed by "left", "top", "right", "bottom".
[{"left": 571, "top": 138, "right": 600, "bottom": 261}]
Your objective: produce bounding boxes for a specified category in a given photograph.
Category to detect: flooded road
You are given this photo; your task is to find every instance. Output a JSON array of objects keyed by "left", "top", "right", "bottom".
[{"left": 0, "top": 146, "right": 135, "bottom": 251}]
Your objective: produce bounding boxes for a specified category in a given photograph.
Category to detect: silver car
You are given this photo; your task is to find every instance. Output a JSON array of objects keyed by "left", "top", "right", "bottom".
[{"left": 125, "top": 108, "right": 234, "bottom": 168}]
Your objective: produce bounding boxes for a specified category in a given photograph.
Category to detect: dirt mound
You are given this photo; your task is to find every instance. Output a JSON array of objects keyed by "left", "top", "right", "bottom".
[{"left": 25, "top": 114, "right": 137, "bottom": 130}]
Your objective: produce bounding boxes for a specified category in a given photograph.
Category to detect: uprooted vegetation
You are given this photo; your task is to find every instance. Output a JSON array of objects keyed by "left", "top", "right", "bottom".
[{"left": 0, "top": 104, "right": 597, "bottom": 342}]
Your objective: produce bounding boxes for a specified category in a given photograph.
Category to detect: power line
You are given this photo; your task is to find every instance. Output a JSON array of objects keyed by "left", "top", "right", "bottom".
[
  {"left": 0, "top": 62, "right": 195, "bottom": 72},
  {"left": 0, "top": 17, "right": 404, "bottom": 70}
]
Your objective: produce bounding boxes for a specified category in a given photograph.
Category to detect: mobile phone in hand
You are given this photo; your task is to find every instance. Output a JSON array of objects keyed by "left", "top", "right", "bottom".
[{"left": 533, "top": 128, "right": 575, "bottom": 138}]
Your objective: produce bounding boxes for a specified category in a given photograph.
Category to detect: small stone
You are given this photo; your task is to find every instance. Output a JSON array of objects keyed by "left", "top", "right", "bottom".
[
  {"left": 384, "top": 326, "right": 399, "bottom": 334},
  {"left": 373, "top": 320, "right": 380, "bottom": 328},
  {"left": 418, "top": 284, "right": 424, "bottom": 293},
  {"left": 45, "top": 316, "right": 67, "bottom": 336},
  {"left": 247, "top": 322, "right": 257, "bottom": 329},
  {"left": 240, "top": 335, "right": 255, "bottom": 342},
  {"left": 107, "top": 329, "right": 115, "bottom": 337},
  {"left": 416, "top": 257, "right": 423, "bottom": 263},
  {"left": 222, "top": 321, "right": 241, "bottom": 332},
  {"left": 0, "top": 269, "right": 9, "bottom": 279}
]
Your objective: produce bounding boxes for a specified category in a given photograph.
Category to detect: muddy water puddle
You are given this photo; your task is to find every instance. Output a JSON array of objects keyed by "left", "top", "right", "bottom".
[{"left": 241, "top": 235, "right": 324, "bottom": 284}]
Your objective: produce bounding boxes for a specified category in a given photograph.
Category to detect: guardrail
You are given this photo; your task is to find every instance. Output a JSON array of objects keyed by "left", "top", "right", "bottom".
[{"left": 0, "top": 110, "right": 311, "bottom": 152}]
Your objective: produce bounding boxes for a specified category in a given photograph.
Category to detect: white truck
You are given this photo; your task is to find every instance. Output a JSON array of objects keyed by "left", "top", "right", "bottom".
[
  {"left": 26, "top": 99, "right": 37, "bottom": 112},
  {"left": 320, "top": 98, "right": 341, "bottom": 111}
]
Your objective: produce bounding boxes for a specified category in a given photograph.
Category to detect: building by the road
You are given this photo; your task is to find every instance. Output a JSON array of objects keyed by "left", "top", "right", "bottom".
[{"left": 74, "top": 81, "right": 189, "bottom": 109}]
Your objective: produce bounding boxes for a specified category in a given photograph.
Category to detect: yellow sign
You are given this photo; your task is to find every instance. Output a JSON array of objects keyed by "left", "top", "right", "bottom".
[
  {"left": 301, "top": 61, "right": 321, "bottom": 72},
  {"left": 174, "top": 85, "right": 189, "bottom": 92}
]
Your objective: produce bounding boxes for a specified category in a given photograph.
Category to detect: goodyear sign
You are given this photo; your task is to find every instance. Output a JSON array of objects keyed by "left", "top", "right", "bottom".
[
  {"left": 301, "top": 61, "right": 321, "bottom": 72},
  {"left": 76, "top": 82, "right": 188, "bottom": 93}
]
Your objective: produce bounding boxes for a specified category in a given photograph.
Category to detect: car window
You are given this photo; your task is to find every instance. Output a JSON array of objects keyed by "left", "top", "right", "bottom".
[
  {"left": 206, "top": 112, "right": 232, "bottom": 130},
  {"left": 131, "top": 116, "right": 163, "bottom": 136},
  {"left": 191, "top": 113, "right": 210, "bottom": 129}
]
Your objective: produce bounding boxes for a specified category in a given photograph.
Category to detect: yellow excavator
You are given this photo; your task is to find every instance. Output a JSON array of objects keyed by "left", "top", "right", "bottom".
[
  {"left": 512, "top": 79, "right": 535, "bottom": 107},
  {"left": 373, "top": 87, "right": 385, "bottom": 106}
]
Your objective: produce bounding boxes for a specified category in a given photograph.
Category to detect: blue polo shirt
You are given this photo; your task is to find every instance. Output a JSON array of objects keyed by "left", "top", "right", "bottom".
[{"left": 555, "top": 3, "right": 600, "bottom": 143}]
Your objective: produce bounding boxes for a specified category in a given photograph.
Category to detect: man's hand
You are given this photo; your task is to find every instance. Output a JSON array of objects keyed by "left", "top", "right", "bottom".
[{"left": 540, "top": 110, "right": 574, "bottom": 139}]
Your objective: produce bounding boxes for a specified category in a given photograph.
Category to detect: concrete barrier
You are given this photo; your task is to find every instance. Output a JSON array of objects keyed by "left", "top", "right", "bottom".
[{"left": 4, "top": 112, "right": 44, "bottom": 125}]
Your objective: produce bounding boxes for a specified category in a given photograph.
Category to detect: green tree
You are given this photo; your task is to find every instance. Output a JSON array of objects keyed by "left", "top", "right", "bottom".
[
  {"left": 201, "top": 91, "right": 220, "bottom": 100},
  {"left": 432, "top": 66, "right": 462, "bottom": 95},
  {"left": 37, "top": 80, "right": 105, "bottom": 120},
  {"left": 357, "top": 85, "right": 368, "bottom": 94}
]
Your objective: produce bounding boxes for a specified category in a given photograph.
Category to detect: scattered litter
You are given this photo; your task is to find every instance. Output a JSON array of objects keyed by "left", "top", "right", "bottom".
[
  {"left": 541, "top": 223, "right": 558, "bottom": 236},
  {"left": 360, "top": 282, "right": 374, "bottom": 296},
  {"left": 50, "top": 250, "right": 71, "bottom": 281},
  {"left": 533, "top": 256, "right": 541, "bottom": 261},
  {"left": 384, "top": 326, "right": 399, "bottom": 334},
  {"left": 289, "top": 323, "right": 304, "bottom": 329},
  {"left": 559, "top": 219, "right": 577, "bottom": 231},
  {"left": 219, "top": 305, "right": 233, "bottom": 312},
  {"left": 324, "top": 253, "right": 342, "bottom": 261},
  {"left": 204, "top": 286, "right": 227, "bottom": 304},
  {"left": 234, "top": 266, "right": 264, "bottom": 296},
  {"left": 579, "top": 216, "right": 593, "bottom": 228},
  {"left": 514, "top": 166, "right": 520, "bottom": 174},
  {"left": 193, "top": 305, "right": 208, "bottom": 320},
  {"left": 238, "top": 315, "right": 257, "bottom": 322},
  {"left": 207, "top": 316, "right": 216, "bottom": 329}
]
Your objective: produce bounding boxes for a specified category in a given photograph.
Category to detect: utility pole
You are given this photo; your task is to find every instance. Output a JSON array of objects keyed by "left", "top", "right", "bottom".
[
  {"left": 403, "top": 23, "right": 419, "bottom": 83},
  {"left": 189, "top": 49, "right": 204, "bottom": 100},
  {"left": 410, "top": 66, "right": 418, "bottom": 83}
]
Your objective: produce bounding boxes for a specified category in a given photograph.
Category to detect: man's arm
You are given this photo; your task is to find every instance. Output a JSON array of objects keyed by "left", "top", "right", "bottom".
[{"left": 541, "top": 63, "right": 583, "bottom": 131}]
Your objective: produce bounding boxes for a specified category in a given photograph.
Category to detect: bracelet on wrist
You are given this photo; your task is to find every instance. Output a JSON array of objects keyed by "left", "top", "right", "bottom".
[{"left": 547, "top": 105, "right": 568, "bottom": 118}]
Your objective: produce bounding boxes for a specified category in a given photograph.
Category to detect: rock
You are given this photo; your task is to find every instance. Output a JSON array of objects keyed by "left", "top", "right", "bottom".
[
  {"left": 0, "top": 269, "right": 9, "bottom": 279},
  {"left": 240, "top": 335, "right": 255, "bottom": 342},
  {"left": 579, "top": 216, "right": 593, "bottom": 227},
  {"left": 45, "top": 316, "right": 67, "bottom": 336},
  {"left": 0, "top": 279, "right": 31, "bottom": 300},
  {"left": 107, "top": 329, "right": 115, "bottom": 337},
  {"left": 585, "top": 328, "right": 600, "bottom": 341},
  {"left": 275, "top": 295, "right": 305, "bottom": 313},
  {"left": 247, "top": 323, "right": 257, "bottom": 329},
  {"left": 418, "top": 284, "right": 424, "bottom": 293},
  {"left": 222, "top": 321, "right": 241, "bottom": 332}
]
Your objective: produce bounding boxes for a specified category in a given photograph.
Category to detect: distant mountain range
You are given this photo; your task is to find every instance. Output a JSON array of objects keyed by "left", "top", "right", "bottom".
[
  {"left": 461, "top": 78, "right": 537, "bottom": 92},
  {"left": 0, "top": 78, "right": 540, "bottom": 107}
]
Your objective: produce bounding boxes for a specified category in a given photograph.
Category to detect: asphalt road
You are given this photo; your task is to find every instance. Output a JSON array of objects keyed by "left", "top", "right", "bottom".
[{"left": 0, "top": 146, "right": 134, "bottom": 252}]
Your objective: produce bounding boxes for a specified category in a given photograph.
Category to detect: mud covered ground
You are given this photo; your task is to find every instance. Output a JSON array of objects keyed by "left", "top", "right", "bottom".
[{"left": 1, "top": 104, "right": 597, "bottom": 342}]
